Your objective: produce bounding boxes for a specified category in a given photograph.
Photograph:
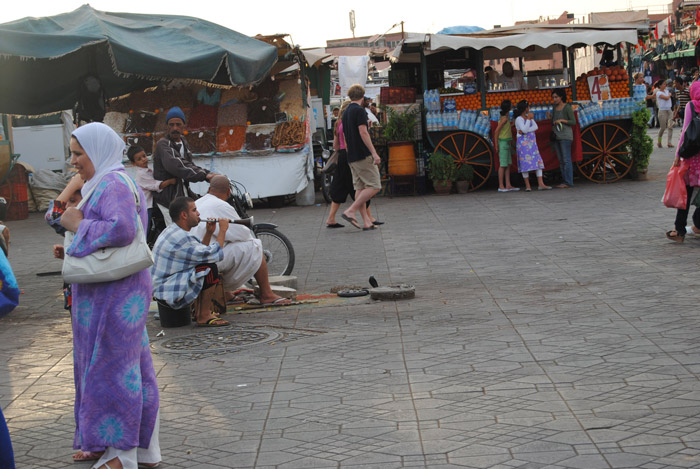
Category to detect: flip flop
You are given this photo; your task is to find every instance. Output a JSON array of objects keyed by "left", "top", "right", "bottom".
[
  {"left": 138, "top": 463, "right": 161, "bottom": 469},
  {"left": 538, "top": 186, "right": 552, "bottom": 191},
  {"left": 261, "top": 297, "right": 292, "bottom": 306},
  {"left": 326, "top": 223, "right": 344, "bottom": 228},
  {"left": 341, "top": 214, "right": 361, "bottom": 230},
  {"left": 73, "top": 450, "right": 104, "bottom": 462},
  {"left": 362, "top": 226, "right": 376, "bottom": 231},
  {"left": 196, "top": 317, "right": 229, "bottom": 327},
  {"left": 525, "top": 188, "right": 532, "bottom": 192},
  {"left": 372, "top": 220, "right": 384, "bottom": 226}
]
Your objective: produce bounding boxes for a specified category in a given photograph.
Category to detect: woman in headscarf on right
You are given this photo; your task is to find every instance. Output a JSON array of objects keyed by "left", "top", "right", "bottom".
[{"left": 666, "top": 81, "right": 700, "bottom": 242}]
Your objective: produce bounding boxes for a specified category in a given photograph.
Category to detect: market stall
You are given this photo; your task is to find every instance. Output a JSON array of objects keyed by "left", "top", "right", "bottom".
[
  {"left": 386, "top": 23, "right": 646, "bottom": 190},
  {"left": 106, "top": 37, "right": 316, "bottom": 200},
  {"left": 0, "top": 7, "right": 319, "bottom": 201}
]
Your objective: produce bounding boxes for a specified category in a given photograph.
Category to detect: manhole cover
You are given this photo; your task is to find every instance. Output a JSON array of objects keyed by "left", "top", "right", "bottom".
[{"left": 159, "top": 329, "right": 282, "bottom": 354}]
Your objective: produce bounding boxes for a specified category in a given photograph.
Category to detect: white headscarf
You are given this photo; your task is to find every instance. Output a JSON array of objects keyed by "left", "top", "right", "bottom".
[{"left": 72, "top": 122, "right": 126, "bottom": 197}]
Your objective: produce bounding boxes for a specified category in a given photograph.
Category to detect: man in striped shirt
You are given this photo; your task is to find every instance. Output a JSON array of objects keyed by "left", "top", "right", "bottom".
[{"left": 674, "top": 77, "right": 691, "bottom": 124}]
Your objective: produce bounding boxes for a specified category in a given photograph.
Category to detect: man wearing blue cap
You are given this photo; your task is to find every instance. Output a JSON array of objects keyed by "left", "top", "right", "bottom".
[{"left": 153, "top": 106, "right": 215, "bottom": 225}]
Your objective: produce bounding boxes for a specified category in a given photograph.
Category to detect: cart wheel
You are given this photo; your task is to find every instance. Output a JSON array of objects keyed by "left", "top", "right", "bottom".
[
  {"left": 577, "top": 122, "right": 632, "bottom": 183},
  {"left": 434, "top": 132, "right": 494, "bottom": 191}
]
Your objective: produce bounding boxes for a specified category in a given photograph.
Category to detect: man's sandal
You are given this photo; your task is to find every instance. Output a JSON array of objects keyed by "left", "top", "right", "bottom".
[
  {"left": 666, "top": 230, "right": 685, "bottom": 243},
  {"left": 196, "top": 317, "right": 229, "bottom": 327}
]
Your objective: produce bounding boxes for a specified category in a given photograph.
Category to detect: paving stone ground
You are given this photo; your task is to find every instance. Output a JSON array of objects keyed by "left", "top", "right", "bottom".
[{"left": 3, "top": 133, "right": 700, "bottom": 468}]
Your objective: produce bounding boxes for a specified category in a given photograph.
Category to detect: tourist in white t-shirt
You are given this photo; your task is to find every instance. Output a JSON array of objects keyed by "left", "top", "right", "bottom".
[{"left": 654, "top": 79, "right": 674, "bottom": 148}]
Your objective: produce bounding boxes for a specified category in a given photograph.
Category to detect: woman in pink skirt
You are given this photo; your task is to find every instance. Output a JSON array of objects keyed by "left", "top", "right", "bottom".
[{"left": 666, "top": 81, "right": 700, "bottom": 242}]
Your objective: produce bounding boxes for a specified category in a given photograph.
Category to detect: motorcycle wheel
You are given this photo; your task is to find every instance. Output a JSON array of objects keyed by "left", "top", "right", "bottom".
[
  {"left": 255, "top": 227, "right": 295, "bottom": 276},
  {"left": 321, "top": 172, "right": 333, "bottom": 204}
]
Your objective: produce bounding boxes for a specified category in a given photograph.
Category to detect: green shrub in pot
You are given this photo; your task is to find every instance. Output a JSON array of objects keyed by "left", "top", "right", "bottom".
[
  {"left": 382, "top": 105, "right": 421, "bottom": 142},
  {"left": 427, "top": 152, "right": 455, "bottom": 186}
]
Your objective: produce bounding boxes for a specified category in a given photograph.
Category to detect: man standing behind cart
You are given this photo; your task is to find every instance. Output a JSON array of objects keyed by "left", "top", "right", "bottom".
[
  {"left": 153, "top": 106, "right": 215, "bottom": 225},
  {"left": 341, "top": 84, "right": 382, "bottom": 231},
  {"left": 499, "top": 61, "right": 525, "bottom": 90}
]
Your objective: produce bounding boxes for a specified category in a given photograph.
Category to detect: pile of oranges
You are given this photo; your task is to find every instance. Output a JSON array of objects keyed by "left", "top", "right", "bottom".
[
  {"left": 577, "top": 65, "right": 629, "bottom": 83},
  {"left": 575, "top": 65, "right": 631, "bottom": 100},
  {"left": 441, "top": 88, "right": 574, "bottom": 111}
]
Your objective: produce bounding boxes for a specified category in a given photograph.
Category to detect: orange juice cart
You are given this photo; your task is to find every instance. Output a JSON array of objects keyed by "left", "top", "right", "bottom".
[{"left": 393, "top": 23, "right": 645, "bottom": 190}]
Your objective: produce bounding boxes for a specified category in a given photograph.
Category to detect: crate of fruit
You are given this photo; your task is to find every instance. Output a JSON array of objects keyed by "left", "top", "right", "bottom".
[{"left": 380, "top": 87, "right": 416, "bottom": 105}]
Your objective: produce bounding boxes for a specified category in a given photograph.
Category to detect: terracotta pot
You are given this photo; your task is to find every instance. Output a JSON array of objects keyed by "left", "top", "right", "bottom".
[
  {"left": 433, "top": 179, "right": 452, "bottom": 195},
  {"left": 388, "top": 141, "right": 417, "bottom": 176},
  {"left": 455, "top": 180, "right": 470, "bottom": 194}
]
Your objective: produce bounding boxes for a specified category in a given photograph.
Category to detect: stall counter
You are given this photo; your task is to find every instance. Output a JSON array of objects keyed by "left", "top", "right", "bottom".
[{"left": 190, "top": 145, "right": 314, "bottom": 199}]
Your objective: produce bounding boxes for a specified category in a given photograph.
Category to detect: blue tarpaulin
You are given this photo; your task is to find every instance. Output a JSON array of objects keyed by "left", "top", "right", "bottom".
[{"left": 437, "top": 26, "right": 485, "bottom": 34}]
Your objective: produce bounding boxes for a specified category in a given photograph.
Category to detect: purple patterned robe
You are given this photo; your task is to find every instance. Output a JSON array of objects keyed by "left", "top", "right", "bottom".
[{"left": 66, "top": 171, "right": 158, "bottom": 452}]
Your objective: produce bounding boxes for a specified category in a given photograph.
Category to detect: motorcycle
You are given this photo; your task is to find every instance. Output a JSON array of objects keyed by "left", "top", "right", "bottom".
[
  {"left": 312, "top": 135, "right": 332, "bottom": 204},
  {"left": 226, "top": 179, "right": 295, "bottom": 277}
]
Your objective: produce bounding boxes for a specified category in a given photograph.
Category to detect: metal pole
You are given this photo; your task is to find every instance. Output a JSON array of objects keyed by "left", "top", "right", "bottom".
[
  {"left": 568, "top": 47, "right": 577, "bottom": 101},
  {"left": 476, "top": 49, "right": 486, "bottom": 110},
  {"left": 626, "top": 43, "right": 633, "bottom": 95}
]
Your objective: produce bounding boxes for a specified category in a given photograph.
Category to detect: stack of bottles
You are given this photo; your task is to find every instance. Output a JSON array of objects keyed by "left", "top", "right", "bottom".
[
  {"left": 427, "top": 108, "right": 491, "bottom": 139},
  {"left": 425, "top": 89, "right": 442, "bottom": 112},
  {"left": 633, "top": 84, "right": 647, "bottom": 103},
  {"left": 577, "top": 98, "right": 642, "bottom": 128},
  {"left": 489, "top": 104, "right": 549, "bottom": 122}
]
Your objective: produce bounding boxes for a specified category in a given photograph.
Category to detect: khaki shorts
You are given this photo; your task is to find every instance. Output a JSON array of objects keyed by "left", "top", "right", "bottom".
[{"left": 349, "top": 156, "right": 381, "bottom": 190}]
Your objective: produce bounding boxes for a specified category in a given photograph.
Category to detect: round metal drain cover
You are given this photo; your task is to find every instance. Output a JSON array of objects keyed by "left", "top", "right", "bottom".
[{"left": 159, "top": 329, "right": 281, "bottom": 354}]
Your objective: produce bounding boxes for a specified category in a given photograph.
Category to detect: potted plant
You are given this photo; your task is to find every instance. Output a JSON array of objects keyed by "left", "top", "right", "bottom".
[
  {"left": 427, "top": 152, "right": 455, "bottom": 194},
  {"left": 383, "top": 105, "right": 421, "bottom": 176},
  {"left": 454, "top": 163, "right": 474, "bottom": 194},
  {"left": 627, "top": 107, "right": 653, "bottom": 180}
]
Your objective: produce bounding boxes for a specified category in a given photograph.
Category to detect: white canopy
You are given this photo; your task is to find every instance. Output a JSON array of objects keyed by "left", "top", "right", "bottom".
[{"left": 401, "top": 23, "right": 645, "bottom": 56}]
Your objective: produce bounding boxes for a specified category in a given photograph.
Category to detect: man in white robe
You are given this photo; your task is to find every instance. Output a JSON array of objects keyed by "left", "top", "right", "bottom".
[{"left": 191, "top": 175, "right": 291, "bottom": 305}]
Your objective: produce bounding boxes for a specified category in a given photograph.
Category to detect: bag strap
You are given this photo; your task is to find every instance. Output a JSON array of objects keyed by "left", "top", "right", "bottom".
[{"left": 76, "top": 171, "right": 141, "bottom": 213}]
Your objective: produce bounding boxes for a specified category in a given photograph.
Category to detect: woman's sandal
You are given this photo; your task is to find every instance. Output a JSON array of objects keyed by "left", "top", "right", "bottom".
[
  {"left": 73, "top": 450, "right": 104, "bottom": 462},
  {"left": 666, "top": 230, "right": 685, "bottom": 243}
]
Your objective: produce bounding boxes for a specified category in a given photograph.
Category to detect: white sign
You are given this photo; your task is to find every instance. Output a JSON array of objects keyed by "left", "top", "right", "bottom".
[{"left": 587, "top": 74, "right": 611, "bottom": 102}]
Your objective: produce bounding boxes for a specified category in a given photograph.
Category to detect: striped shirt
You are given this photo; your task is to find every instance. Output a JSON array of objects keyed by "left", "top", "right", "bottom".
[{"left": 677, "top": 88, "right": 691, "bottom": 115}]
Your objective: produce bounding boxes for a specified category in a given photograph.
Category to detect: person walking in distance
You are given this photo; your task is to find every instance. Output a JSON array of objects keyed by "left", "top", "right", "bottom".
[{"left": 341, "top": 84, "right": 382, "bottom": 231}]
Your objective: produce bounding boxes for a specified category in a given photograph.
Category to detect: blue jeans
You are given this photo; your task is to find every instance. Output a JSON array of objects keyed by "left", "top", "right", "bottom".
[{"left": 553, "top": 139, "right": 574, "bottom": 186}]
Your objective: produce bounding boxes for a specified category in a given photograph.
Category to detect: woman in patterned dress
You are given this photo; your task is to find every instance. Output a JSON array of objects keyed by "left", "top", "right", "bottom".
[
  {"left": 514, "top": 100, "right": 551, "bottom": 192},
  {"left": 59, "top": 123, "right": 160, "bottom": 469}
]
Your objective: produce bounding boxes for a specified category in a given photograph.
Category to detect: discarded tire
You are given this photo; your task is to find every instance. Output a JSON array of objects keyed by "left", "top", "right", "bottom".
[
  {"left": 337, "top": 289, "right": 369, "bottom": 298},
  {"left": 369, "top": 284, "right": 415, "bottom": 301}
]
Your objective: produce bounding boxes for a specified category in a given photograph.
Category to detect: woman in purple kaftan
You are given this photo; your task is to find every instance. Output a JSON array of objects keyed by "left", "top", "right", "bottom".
[{"left": 61, "top": 123, "right": 160, "bottom": 469}]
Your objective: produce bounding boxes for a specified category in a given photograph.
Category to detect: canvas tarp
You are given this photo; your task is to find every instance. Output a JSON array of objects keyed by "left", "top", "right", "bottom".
[{"left": 0, "top": 4, "right": 279, "bottom": 115}]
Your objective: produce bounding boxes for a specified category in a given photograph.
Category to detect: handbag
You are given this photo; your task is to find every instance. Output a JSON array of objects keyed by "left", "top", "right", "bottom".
[
  {"left": 62, "top": 172, "right": 154, "bottom": 284},
  {"left": 323, "top": 151, "right": 339, "bottom": 173},
  {"left": 679, "top": 102, "right": 700, "bottom": 159},
  {"left": 662, "top": 163, "right": 689, "bottom": 209}
]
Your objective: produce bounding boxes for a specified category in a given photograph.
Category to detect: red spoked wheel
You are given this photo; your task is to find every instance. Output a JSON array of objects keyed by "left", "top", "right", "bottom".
[
  {"left": 577, "top": 122, "right": 632, "bottom": 183},
  {"left": 433, "top": 131, "right": 494, "bottom": 191}
]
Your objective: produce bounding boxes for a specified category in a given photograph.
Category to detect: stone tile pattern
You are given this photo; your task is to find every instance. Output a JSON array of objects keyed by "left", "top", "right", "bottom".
[{"left": 3, "top": 141, "right": 700, "bottom": 467}]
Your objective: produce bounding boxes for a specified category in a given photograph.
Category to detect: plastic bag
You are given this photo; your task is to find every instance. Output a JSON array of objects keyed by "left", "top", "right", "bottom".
[{"left": 662, "top": 164, "right": 689, "bottom": 209}]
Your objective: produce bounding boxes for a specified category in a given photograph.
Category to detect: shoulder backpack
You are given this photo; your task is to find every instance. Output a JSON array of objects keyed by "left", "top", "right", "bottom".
[{"left": 678, "top": 102, "right": 700, "bottom": 159}]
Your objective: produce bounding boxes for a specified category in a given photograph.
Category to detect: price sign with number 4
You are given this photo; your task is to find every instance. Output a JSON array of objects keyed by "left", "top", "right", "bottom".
[{"left": 587, "top": 75, "right": 611, "bottom": 102}]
